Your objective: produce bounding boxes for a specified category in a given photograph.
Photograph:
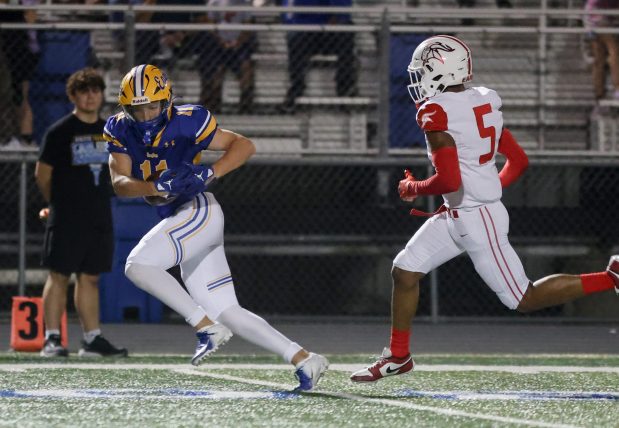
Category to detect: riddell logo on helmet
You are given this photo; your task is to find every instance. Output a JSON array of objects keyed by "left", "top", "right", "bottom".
[
  {"left": 131, "top": 96, "right": 150, "bottom": 105},
  {"left": 421, "top": 42, "right": 455, "bottom": 65}
]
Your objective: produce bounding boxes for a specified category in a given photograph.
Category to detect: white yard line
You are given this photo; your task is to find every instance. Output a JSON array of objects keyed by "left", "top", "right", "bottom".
[
  {"left": 174, "top": 368, "right": 582, "bottom": 428},
  {"left": 0, "top": 362, "right": 604, "bottom": 427},
  {"left": 1, "top": 363, "right": 619, "bottom": 373}
]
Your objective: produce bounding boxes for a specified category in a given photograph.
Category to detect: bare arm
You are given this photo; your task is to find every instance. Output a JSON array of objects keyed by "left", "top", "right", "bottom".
[
  {"left": 425, "top": 130, "right": 456, "bottom": 151},
  {"left": 34, "top": 161, "right": 52, "bottom": 203},
  {"left": 207, "top": 128, "right": 256, "bottom": 178},
  {"left": 108, "top": 152, "right": 166, "bottom": 197}
]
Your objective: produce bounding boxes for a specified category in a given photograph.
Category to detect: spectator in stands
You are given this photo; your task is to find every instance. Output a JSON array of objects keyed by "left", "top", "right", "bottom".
[
  {"left": 456, "top": 0, "right": 512, "bottom": 26},
  {"left": 0, "top": 0, "right": 40, "bottom": 148},
  {"left": 109, "top": 0, "right": 202, "bottom": 65},
  {"left": 35, "top": 68, "right": 127, "bottom": 358},
  {"left": 193, "top": 0, "right": 257, "bottom": 114},
  {"left": 280, "top": 0, "right": 358, "bottom": 113},
  {"left": 585, "top": 0, "right": 619, "bottom": 116},
  {"left": 456, "top": 0, "right": 511, "bottom": 7}
]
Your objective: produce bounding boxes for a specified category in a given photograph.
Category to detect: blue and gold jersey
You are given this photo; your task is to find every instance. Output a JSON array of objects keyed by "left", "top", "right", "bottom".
[{"left": 103, "top": 104, "right": 218, "bottom": 217}]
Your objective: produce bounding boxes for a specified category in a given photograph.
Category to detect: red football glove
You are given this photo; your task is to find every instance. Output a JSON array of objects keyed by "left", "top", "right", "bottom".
[{"left": 398, "top": 169, "right": 417, "bottom": 202}]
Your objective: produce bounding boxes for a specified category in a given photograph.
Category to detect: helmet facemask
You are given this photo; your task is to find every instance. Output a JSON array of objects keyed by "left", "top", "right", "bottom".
[
  {"left": 121, "top": 100, "right": 171, "bottom": 124},
  {"left": 407, "top": 66, "right": 445, "bottom": 104},
  {"left": 122, "top": 99, "right": 171, "bottom": 135}
]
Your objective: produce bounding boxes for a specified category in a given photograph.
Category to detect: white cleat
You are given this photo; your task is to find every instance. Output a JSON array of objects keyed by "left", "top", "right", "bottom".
[
  {"left": 191, "top": 323, "right": 233, "bottom": 366},
  {"left": 294, "top": 353, "right": 329, "bottom": 391}
]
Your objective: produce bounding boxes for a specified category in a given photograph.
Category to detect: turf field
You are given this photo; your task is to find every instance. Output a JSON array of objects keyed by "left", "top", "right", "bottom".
[{"left": 1, "top": 354, "right": 618, "bottom": 427}]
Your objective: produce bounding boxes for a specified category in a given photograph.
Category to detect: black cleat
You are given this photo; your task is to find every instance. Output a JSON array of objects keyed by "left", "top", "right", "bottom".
[
  {"left": 78, "top": 335, "right": 128, "bottom": 358},
  {"left": 40, "top": 334, "right": 69, "bottom": 357}
]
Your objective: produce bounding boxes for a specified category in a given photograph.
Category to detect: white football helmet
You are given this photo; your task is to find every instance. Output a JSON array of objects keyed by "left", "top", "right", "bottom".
[{"left": 407, "top": 35, "right": 473, "bottom": 104}]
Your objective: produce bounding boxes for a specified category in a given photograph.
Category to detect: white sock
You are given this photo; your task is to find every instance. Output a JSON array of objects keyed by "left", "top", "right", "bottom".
[
  {"left": 125, "top": 262, "right": 207, "bottom": 326},
  {"left": 83, "top": 329, "right": 101, "bottom": 344},
  {"left": 286, "top": 343, "right": 304, "bottom": 365},
  {"left": 197, "top": 323, "right": 216, "bottom": 333},
  {"left": 217, "top": 305, "right": 302, "bottom": 363},
  {"left": 45, "top": 329, "right": 60, "bottom": 340}
]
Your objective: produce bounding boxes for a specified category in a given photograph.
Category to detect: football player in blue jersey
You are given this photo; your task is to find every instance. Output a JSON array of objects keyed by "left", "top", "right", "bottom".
[{"left": 104, "top": 64, "right": 328, "bottom": 390}]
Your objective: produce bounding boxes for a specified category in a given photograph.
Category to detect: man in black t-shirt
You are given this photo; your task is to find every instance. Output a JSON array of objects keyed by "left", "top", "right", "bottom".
[{"left": 34, "top": 68, "right": 127, "bottom": 358}]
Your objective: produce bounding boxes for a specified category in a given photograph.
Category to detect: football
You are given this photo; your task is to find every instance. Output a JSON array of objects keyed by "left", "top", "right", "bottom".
[
  {"left": 144, "top": 170, "right": 176, "bottom": 206},
  {"left": 143, "top": 195, "right": 177, "bottom": 206}
]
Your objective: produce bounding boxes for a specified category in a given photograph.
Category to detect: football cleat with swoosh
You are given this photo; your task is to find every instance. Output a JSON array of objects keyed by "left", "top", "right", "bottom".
[{"left": 350, "top": 347, "right": 414, "bottom": 383}]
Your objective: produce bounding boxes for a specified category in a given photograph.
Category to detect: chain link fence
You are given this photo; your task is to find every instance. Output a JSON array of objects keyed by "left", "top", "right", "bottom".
[
  {"left": 1, "top": 2, "right": 618, "bottom": 321},
  {"left": 1, "top": 156, "right": 618, "bottom": 319}
]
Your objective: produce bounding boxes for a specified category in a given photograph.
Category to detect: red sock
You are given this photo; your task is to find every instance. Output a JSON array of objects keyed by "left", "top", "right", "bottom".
[
  {"left": 390, "top": 328, "right": 410, "bottom": 358},
  {"left": 581, "top": 272, "right": 615, "bottom": 295}
]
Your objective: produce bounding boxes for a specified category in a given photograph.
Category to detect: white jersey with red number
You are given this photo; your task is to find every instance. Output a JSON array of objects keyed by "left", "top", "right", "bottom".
[{"left": 416, "top": 86, "right": 504, "bottom": 209}]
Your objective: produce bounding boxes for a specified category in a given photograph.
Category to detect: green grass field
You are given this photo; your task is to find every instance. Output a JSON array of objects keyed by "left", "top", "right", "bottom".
[{"left": 1, "top": 354, "right": 618, "bottom": 427}]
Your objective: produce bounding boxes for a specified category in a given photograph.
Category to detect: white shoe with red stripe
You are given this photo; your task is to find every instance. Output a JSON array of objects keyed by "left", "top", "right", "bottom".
[
  {"left": 350, "top": 348, "right": 414, "bottom": 383},
  {"left": 607, "top": 255, "right": 619, "bottom": 294}
]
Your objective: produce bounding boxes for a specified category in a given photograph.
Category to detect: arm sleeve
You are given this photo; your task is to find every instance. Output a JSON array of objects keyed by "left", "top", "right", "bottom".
[
  {"left": 409, "top": 146, "right": 462, "bottom": 196},
  {"left": 497, "top": 128, "right": 529, "bottom": 188}
]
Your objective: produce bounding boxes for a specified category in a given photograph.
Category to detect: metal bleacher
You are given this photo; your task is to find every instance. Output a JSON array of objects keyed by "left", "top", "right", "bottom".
[
  {"left": 95, "top": 23, "right": 378, "bottom": 154},
  {"left": 462, "top": 31, "right": 594, "bottom": 150},
  {"left": 92, "top": 0, "right": 609, "bottom": 154}
]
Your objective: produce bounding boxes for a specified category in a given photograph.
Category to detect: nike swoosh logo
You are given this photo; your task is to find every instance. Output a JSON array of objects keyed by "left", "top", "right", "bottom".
[
  {"left": 385, "top": 366, "right": 401, "bottom": 374},
  {"left": 459, "top": 234, "right": 468, "bottom": 238}
]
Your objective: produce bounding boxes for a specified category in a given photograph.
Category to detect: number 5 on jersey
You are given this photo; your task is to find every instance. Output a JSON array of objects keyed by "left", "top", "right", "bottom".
[{"left": 473, "top": 103, "right": 496, "bottom": 165}]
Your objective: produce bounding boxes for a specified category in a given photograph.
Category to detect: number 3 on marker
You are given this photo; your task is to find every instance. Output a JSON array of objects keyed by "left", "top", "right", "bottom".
[
  {"left": 18, "top": 300, "right": 38, "bottom": 340},
  {"left": 473, "top": 103, "right": 496, "bottom": 165}
]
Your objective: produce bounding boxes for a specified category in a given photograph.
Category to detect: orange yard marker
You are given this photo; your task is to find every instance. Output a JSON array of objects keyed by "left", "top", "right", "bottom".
[{"left": 10, "top": 296, "right": 68, "bottom": 352}]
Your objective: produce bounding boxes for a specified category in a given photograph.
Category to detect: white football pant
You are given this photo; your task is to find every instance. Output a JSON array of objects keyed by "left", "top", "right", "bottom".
[
  {"left": 393, "top": 200, "right": 530, "bottom": 309},
  {"left": 124, "top": 192, "right": 302, "bottom": 362}
]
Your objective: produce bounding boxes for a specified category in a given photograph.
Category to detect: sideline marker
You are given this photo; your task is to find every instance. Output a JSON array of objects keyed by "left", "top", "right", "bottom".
[{"left": 10, "top": 296, "right": 68, "bottom": 351}]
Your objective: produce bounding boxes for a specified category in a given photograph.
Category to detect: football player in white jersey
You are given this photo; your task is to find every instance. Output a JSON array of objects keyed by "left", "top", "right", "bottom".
[{"left": 350, "top": 35, "right": 619, "bottom": 383}]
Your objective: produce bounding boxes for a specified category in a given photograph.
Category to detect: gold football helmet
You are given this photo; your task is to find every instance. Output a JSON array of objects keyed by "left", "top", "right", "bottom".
[{"left": 119, "top": 64, "right": 172, "bottom": 126}]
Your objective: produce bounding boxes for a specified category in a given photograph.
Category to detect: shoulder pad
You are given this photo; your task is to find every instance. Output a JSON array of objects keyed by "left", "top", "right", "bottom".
[
  {"left": 416, "top": 102, "right": 448, "bottom": 132},
  {"left": 103, "top": 113, "right": 127, "bottom": 150}
]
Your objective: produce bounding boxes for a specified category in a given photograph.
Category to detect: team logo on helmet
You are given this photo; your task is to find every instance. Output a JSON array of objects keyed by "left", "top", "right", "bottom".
[{"left": 420, "top": 42, "right": 455, "bottom": 65}]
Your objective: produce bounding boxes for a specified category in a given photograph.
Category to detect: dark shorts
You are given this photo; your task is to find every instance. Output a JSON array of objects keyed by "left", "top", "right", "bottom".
[
  {"left": 42, "top": 225, "right": 113, "bottom": 277},
  {"left": 0, "top": 32, "right": 40, "bottom": 105},
  {"left": 194, "top": 33, "right": 256, "bottom": 76}
]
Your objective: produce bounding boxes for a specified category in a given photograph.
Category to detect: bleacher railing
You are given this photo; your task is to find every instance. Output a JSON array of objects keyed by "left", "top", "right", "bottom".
[
  {"left": 1, "top": 3, "right": 618, "bottom": 320},
  {"left": 1, "top": 4, "right": 619, "bottom": 153}
]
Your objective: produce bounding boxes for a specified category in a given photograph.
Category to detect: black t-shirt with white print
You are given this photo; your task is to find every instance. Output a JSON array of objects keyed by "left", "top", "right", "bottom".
[{"left": 38, "top": 113, "right": 113, "bottom": 230}]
